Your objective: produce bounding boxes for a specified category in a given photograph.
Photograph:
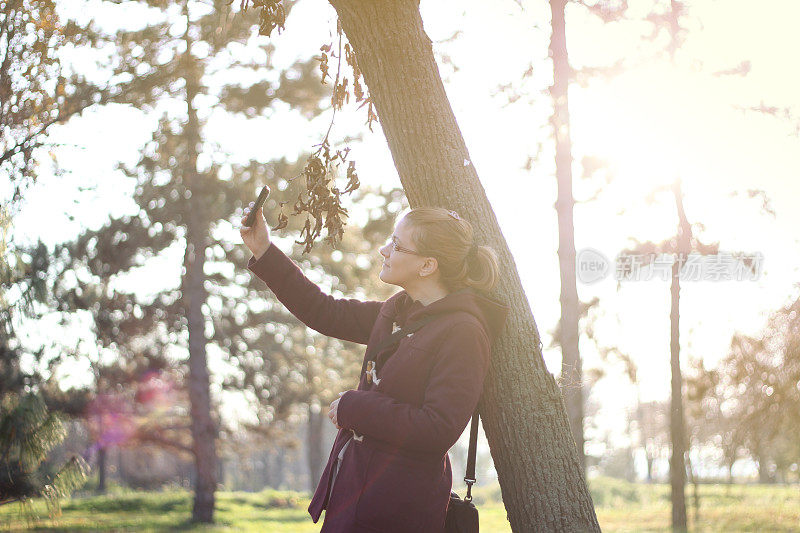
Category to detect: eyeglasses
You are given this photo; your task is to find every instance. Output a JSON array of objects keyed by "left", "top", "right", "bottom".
[{"left": 386, "top": 236, "right": 426, "bottom": 256}]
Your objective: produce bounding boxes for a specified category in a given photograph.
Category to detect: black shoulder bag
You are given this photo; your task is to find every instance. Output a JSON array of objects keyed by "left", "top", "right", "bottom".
[
  {"left": 445, "top": 410, "right": 479, "bottom": 533},
  {"left": 364, "top": 314, "right": 480, "bottom": 533}
]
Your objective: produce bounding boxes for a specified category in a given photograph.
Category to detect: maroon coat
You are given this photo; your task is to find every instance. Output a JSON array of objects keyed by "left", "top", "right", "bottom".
[{"left": 248, "top": 243, "right": 509, "bottom": 532}]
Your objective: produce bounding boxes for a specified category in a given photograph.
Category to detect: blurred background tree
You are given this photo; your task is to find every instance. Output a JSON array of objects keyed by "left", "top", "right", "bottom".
[
  {"left": 0, "top": 0, "right": 124, "bottom": 209},
  {"left": 31, "top": 0, "right": 332, "bottom": 521},
  {"left": 0, "top": 0, "right": 117, "bottom": 513}
]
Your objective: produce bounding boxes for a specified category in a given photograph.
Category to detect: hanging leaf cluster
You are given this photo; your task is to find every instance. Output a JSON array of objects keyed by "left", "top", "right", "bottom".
[
  {"left": 343, "top": 42, "right": 377, "bottom": 131},
  {"left": 315, "top": 33, "right": 376, "bottom": 130},
  {"left": 240, "top": 0, "right": 286, "bottom": 37},
  {"left": 274, "top": 139, "right": 360, "bottom": 254},
  {"left": 233, "top": 6, "right": 383, "bottom": 253}
]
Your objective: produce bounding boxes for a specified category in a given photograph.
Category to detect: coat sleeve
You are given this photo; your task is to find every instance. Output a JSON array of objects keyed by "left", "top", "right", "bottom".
[
  {"left": 335, "top": 320, "right": 491, "bottom": 457},
  {"left": 247, "top": 243, "right": 384, "bottom": 345}
]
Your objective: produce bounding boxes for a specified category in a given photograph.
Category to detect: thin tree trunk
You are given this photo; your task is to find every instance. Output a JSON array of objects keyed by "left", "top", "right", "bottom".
[
  {"left": 267, "top": 448, "right": 276, "bottom": 488},
  {"left": 725, "top": 448, "right": 735, "bottom": 484},
  {"left": 116, "top": 446, "right": 125, "bottom": 487},
  {"left": 549, "top": 0, "right": 584, "bottom": 475},
  {"left": 307, "top": 403, "right": 324, "bottom": 492},
  {"left": 670, "top": 260, "right": 687, "bottom": 530},
  {"left": 329, "top": 1, "right": 600, "bottom": 530},
  {"left": 183, "top": 4, "right": 217, "bottom": 522},
  {"left": 185, "top": 119, "right": 217, "bottom": 524},
  {"left": 635, "top": 391, "right": 653, "bottom": 483},
  {"left": 667, "top": 0, "right": 683, "bottom": 59},
  {"left": 96, "top": 446, "right": 107, "bottom": 494},
  {"left": 670, "top": 180, "right": 693, "bottom": 531},
  {"left": 686, "top": 444, "right": 700, "bottom": 527},
  {"left": 275, "top": 447, "right": 286, "bottom": 489},
  {"left": 757, "top": 452, "right": 772, "bottom": 483}
]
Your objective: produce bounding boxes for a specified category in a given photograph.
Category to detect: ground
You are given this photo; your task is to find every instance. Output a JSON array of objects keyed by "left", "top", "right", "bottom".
[{"left": 1, "top": 478, "right": 798, "bottom": 531}]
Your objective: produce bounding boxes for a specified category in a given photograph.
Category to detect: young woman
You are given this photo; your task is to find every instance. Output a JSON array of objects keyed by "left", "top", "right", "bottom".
[{"left": 240, "top": 203, "right": 509, "bottom": 532}]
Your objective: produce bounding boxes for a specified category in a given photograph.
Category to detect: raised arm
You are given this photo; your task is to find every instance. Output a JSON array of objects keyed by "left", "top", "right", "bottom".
[
  {"left": 240, "top": 202, "right": 384, "bottom": 344},
  {"left": 247, "top": 243, "right": 383, "bottom": 345}
]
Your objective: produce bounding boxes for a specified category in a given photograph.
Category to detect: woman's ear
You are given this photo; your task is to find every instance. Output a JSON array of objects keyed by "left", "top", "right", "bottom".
[{"left": 419, "top": 257, "right": 439, "bottom": 278}]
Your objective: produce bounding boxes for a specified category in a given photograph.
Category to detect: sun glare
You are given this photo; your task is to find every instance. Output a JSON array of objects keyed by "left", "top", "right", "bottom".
[
  {"left": 576, "top": 68, "right": 707, "bottom": 185},
  {"left": 570, "top": 62, "right": 739, "bottom": 237}
]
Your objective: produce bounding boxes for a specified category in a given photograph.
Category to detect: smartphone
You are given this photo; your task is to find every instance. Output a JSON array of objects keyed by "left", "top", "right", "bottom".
[{"left": 243, "top": 185, "right": 271, "bottom": 228}]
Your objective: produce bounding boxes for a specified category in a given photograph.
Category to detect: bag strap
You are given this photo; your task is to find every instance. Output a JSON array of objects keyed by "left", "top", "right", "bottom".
[
  {"left": 364, "top": 293, "right": 480, "bottom": 502},
  {"left": 374, "top": 304, "right": 481, "bottom": 502},
  {"left": 464, "top": 408, "right": 479, "bottom": 502}
]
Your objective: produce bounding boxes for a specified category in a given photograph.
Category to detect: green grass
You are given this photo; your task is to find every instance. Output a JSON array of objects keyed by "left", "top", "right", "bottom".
[
  {"left": 589, "top": 479, "right": 800, "bottom": 532},
  {"left": 0, "top": 489, "right": 317, "bottom": 532},
  {"left": 1, "top": 478, "right": 798, "bottom": 531}
]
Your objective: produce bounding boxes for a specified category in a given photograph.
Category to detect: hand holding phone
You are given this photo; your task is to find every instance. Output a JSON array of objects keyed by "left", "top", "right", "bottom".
[{"left": 240, "top": 185, "right": 272, "bottom": 260}]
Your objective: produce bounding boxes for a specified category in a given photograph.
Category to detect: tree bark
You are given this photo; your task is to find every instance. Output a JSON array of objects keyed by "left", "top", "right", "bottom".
[
  {"left": 329, "top": 1, "right": 600, "bottom": 530},
  {"left": 183, "top": 5, "right": 217, "bottom": 522},
  {"left": 307, "top": 403, "right": 325, "bottom": 492},
  {"left": 549, "top": 0, "right": 585, "bottom": 474}
]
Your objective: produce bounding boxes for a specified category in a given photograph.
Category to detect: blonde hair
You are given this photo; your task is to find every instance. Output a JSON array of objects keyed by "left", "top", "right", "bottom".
[{"left": 403, "top": 207, "right": 500, "bottom": 294}]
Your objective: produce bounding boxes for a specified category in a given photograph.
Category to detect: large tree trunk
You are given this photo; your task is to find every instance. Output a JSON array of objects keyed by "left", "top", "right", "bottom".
[
  {"left": 307, "top": 403, "right": 325, "bottom": 492},
  {"left": 329, "top": 1, "right": 600, "bottom": 530},
  {"left": 183, "top": 9, "right": 217, "bottom": 522},
  {"left": 549, "top": 0, "right": 585, "bottom": 474}
]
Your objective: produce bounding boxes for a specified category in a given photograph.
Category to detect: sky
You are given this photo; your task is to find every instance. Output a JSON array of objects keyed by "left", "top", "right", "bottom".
[{"left": 7, "top": 0, "right": 800, "bottom": 478}]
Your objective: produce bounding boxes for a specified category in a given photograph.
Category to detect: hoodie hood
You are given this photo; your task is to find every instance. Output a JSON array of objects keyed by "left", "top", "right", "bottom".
[{"left": 391, "top": 288, "right": 510, "bottom": 344}]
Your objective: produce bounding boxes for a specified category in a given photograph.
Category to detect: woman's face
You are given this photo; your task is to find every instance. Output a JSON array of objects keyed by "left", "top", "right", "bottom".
[{"left": 378, "top": 216, "right": 429, "bottom": 288}]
